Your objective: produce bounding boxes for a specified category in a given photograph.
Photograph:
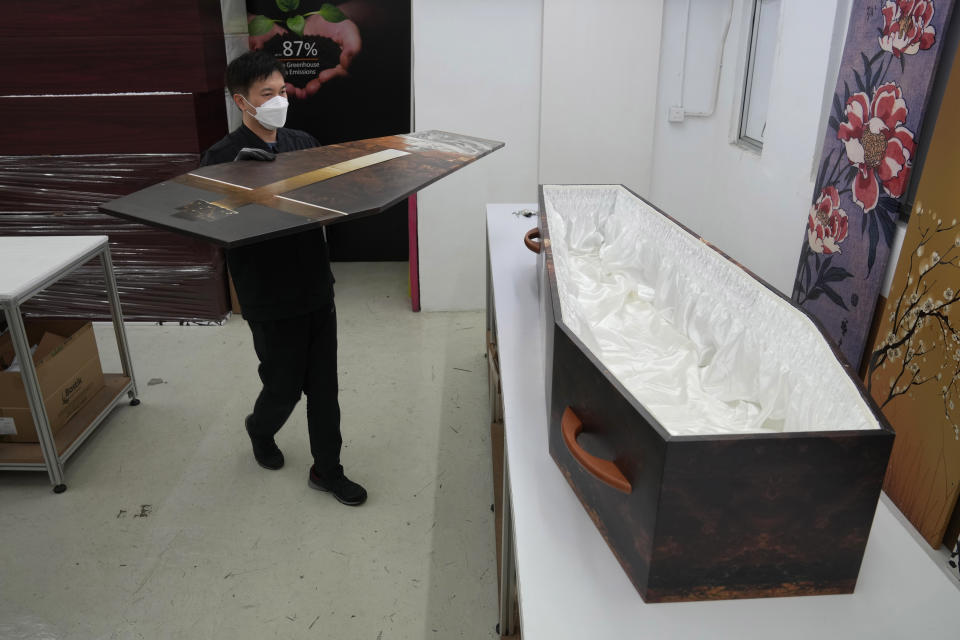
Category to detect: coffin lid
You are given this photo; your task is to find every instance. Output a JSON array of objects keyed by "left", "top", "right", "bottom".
[{"left": 100, "top": 130, "right": 504, "bottom": 248}]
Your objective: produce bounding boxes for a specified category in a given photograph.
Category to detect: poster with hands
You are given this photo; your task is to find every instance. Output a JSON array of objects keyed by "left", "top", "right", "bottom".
[
  {"left": 247, "top": 1, "right": 362, "bottom": 99},
  {"left": 244, "top": 0, "right": 412, "bottom": 260}
]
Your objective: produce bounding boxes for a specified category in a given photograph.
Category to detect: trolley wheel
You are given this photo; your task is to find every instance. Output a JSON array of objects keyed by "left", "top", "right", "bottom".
[
  {"left": 53, "top": 484, "right": 67, "bottom": 494},
  {"left": 129, "top": 398, "right": 141, "bottom": 406}
]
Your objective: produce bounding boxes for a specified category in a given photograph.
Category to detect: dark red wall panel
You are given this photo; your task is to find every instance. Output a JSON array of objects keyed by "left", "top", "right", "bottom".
[
  {"left": 0, "top": 0, "right": 224, "bottom": 37},
  {"left": 0, "top": 91, "right": 228, "bottom": 155},
  {"left": 6, "top": 35, "right": 226, "bottom": 94}
]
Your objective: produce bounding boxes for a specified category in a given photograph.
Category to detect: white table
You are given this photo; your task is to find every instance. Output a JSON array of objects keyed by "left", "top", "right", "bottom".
[
  {"left": 485, "top": 204, "right": 959, "bottom": 639},
  {"left": 0, "top": 236, "right": 139, "bottom": 492}
]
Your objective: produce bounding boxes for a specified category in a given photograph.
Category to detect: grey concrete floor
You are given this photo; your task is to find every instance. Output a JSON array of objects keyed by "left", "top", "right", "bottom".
[{"left": 0, "top": 262, "right": 498, "bottom": 640}]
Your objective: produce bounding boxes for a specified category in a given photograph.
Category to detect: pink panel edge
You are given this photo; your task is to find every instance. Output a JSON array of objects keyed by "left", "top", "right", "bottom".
[{"left": 408, "top": 194, "right": 420, "bottom": 312}]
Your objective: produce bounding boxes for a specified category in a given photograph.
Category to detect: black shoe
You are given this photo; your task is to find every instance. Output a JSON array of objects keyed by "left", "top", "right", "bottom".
[
  {"left": 245, "top": 415, "right": 284, "bottom": 470},
  {"left": 309, "top": 465, "right": 367, "bottom": 506}
]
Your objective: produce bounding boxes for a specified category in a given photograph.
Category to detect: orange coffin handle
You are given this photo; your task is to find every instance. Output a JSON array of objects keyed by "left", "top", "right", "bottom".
[
  {"left": 561, "top": 407, "right": 631, "bottom": 495},
  {"left": 524, "top": 227, "right": 542, "bottom": 254}
]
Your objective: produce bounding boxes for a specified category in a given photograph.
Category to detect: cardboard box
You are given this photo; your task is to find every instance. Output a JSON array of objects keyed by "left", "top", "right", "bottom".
[
  {"left": 228, "top": 272, "right": 242, "bottom": 316},
  {"left": 0, "top": 320, "right": 105, "bottom": 443}
]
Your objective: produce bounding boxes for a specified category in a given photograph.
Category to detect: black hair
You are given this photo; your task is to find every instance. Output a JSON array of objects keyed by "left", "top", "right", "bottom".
[{"left": 226, "top": 51, "right": 287, "bottom": 97}]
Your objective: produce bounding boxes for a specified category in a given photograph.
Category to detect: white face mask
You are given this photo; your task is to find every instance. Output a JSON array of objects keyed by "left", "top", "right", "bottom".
[{"left": 242, "top": 95, "right": 288, "bottom": 131}]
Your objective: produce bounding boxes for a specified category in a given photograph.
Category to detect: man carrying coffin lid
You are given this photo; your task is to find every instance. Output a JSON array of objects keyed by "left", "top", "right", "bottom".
[{"left": 200, "top": 50, "right": 366, "bottom": 506}]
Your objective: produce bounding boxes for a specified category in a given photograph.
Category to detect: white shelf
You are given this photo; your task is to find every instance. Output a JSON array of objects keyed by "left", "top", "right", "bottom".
[{"left": 0, "top": 236, "right": 137, "bottom": 489}]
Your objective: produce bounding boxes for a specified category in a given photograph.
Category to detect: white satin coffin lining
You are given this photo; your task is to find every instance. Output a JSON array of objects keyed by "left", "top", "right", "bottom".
[{"left": 543, "top": 185, "right": 877, "bottom": 436}]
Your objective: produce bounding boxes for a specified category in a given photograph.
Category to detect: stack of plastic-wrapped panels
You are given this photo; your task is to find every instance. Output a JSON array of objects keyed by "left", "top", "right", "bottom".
[{"left": 0, "top": 0, "right": 231, "bottom": 321}]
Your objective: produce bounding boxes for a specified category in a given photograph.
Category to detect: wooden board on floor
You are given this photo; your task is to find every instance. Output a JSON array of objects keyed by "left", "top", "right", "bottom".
[{"left": 492, "top": 420, "right": 504, "bottom": 589}]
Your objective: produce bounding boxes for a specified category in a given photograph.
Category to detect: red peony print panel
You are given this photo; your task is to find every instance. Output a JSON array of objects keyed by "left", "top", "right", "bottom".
[{"left": 791, "top": 0, "right": 956, "bottom": 369}]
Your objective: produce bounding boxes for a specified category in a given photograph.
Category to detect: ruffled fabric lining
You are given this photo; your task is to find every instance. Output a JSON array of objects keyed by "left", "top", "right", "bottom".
[{"left": 544, "top": 185, "right": 877, "bottom": 436}]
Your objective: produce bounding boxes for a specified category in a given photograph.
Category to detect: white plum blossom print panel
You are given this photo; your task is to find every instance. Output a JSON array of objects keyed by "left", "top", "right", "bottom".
[{"left": 863, "top": 37, "right": 960, "bottom": 549}]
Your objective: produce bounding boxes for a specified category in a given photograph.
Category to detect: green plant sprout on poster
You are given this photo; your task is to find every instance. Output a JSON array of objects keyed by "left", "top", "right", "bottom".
[{"left": 249, "top": 1, "right": 346, "bottom": 37}]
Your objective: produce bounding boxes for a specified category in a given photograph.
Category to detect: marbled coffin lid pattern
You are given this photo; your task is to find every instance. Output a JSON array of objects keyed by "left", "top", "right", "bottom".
[
  {"left": 99, "top": 130, "right": 504, "bottom": 248},
  {"left": 397, "top": 130, "right": 503, "bottom": 156},
  {"left": 791, "top": 0, "right": 956, "bottom": 368}
]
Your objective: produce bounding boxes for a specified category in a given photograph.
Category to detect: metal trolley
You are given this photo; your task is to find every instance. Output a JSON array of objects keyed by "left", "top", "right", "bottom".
[{"left": 0, "top": 236, "right": 139, "bottom": 492}]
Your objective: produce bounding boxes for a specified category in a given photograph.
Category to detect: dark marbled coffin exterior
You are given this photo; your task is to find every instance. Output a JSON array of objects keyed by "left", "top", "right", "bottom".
[
  {"left": 536, "top": 185, "right": 895, "bottom": 602},
  {"left": 100, "top": 131, "right": 504, "bottom": 248}
]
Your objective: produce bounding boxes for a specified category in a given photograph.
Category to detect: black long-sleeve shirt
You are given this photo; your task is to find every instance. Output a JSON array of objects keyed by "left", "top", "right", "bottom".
[{"left": 200, "top": 125, "right": 334, "bottom": 321}]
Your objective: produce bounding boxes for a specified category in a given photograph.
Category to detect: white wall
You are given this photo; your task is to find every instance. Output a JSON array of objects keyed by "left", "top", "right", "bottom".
[
  {"left": 413, "top": 0, "right": 543, "bottom": 311},
  {"left": 412, "top": 0, "right": 880, "bottom": 308},
  {"left": 539, "top": 0, "right": 663, "bottom": 194},
  {"left": 648, "top": 0, "right": 851, "bottom": 295},
  {"left": 220, "top": 0, "right": 251, "bottom": 131}
]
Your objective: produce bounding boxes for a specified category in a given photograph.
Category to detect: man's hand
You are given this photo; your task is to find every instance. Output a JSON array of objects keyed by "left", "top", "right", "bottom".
[
  {"left": 234, "top": 148, "right": 277, "bottom": 162},
  {"left": 296, "top": 14, "right": 362, "bottom": 98},
  {"left": 248, "top": 16, "right": 289, "bottom": 51}
]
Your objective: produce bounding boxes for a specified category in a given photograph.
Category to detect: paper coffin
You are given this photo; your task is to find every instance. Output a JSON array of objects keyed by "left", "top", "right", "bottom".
[{"left": 533, "top": 184, "right": 895, "bottom": 602}]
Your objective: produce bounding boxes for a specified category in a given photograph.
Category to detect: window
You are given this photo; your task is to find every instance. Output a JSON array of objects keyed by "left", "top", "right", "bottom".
[{"left": 739, "top": 0, "right": 781, "bottom": 150}]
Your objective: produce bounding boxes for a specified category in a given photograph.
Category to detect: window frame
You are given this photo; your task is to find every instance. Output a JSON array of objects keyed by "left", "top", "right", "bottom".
[{"left": 738, "top": 0, "right": 775, "bottom": 151}]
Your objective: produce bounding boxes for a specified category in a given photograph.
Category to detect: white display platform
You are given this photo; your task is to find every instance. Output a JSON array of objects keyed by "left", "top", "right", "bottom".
[
  {"left": 0, "top": 236, "right": 107, "bottom": 302},
  {"left": 486, "top": 203, "right": 959, "bottom": 639}
]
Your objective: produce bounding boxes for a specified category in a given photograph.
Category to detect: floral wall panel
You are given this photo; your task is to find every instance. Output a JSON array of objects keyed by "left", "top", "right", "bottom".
[
  {"left": 792, "top": 0, "right": 955, "bottom": 369},
  {"left": 865, "top": 39, "right": 960, "bottom": 549}
]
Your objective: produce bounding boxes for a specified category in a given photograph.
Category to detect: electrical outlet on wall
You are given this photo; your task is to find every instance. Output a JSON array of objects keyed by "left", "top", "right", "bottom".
[{"left": 668, "top": 106, "right": 685, "bottom": 122}]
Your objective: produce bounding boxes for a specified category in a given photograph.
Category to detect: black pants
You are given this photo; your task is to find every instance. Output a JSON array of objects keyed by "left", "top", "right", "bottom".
[{"left": 246, "top": 304, "right": 342, "bottom": 473}]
